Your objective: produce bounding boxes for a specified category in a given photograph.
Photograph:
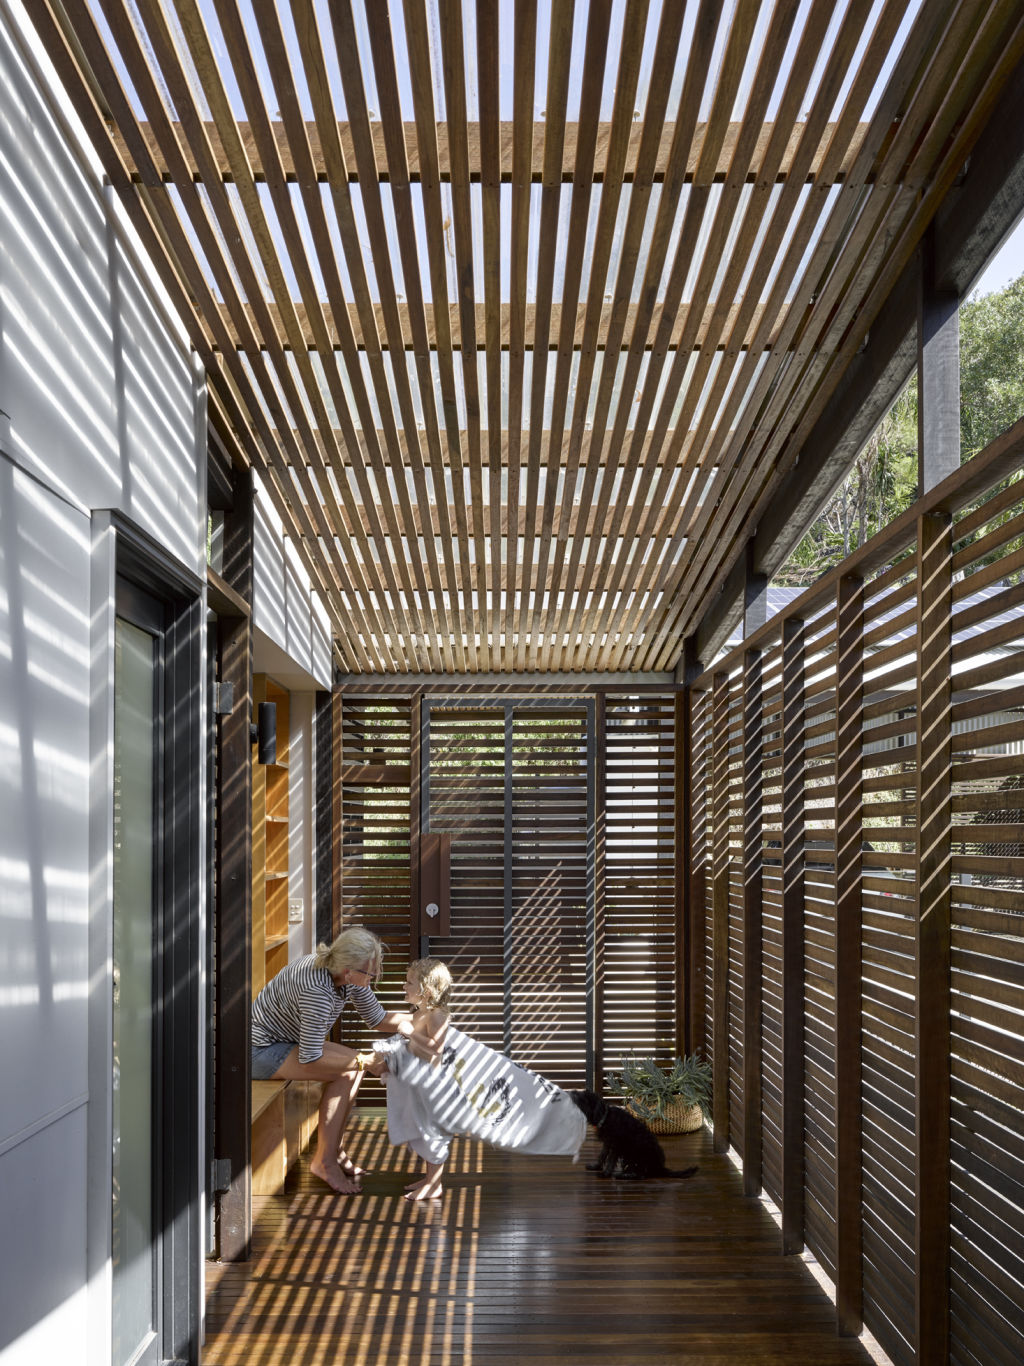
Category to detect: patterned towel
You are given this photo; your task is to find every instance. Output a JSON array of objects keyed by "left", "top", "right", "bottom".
[{"left": 375, "top": 1025, "right": 586, "bottom": 1165}]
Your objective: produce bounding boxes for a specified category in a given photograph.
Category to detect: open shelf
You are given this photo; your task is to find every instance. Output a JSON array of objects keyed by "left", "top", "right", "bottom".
[{"left": 252, "top": 676, "right": 291, "bottom": 993}]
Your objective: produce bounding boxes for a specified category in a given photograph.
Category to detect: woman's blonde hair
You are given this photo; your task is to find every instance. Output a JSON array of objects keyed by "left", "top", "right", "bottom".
[
  {"left": 409, "top": 957, "right": 452, "bottom": 1016},
  {"left": 314, "top": 926, "right": 383, "bottom": 978}
]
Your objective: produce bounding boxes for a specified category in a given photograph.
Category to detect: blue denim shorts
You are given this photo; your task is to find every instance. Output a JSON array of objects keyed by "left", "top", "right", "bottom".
[{"left": 251, "top": 1040, "right": 296, "bottom": 1079}]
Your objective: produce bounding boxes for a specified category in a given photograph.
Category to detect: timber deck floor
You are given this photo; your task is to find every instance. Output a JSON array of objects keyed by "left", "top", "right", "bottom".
[{"left": 204, "top": 1112, "right": 881, "bottom": 1366}]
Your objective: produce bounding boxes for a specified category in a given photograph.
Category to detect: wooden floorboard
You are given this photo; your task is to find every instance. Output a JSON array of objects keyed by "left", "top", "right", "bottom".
[{"left": 203, "top": 1112, "right": 879, "bottom": 1366}]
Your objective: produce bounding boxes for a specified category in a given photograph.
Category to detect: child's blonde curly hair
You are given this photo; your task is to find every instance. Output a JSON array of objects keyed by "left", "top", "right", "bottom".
[{"left": 409, "top": 957, "right": 452, "bottom": 1016}]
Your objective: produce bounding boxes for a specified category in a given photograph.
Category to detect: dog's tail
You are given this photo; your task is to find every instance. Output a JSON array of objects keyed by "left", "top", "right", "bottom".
[{"left": 665, "top": 1165, "right": 699, "bottom": 1179}]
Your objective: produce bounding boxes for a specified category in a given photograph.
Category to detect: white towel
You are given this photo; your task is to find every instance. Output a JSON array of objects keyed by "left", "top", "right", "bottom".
[{"left": 375, "top": 1026, "right": 586, "bottom": 1165}]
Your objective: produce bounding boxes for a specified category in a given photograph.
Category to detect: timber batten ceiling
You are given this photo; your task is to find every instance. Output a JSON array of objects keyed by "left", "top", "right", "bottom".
[{"left": 41, "top": 0, "right": 1024, "bottom": 674}]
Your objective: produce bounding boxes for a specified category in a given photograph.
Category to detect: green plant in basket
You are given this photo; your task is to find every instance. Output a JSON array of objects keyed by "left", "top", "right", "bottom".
[{"left": 606, "top": 1053, "right": 712, "bottom": 1126}]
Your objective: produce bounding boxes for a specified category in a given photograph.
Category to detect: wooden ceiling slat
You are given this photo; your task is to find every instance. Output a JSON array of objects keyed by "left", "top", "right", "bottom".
[
  {"left": 504, "top": 0, "right": 539, "bottom": 670},
  {"left": 607, "top": 0, "right": 913, "bottom": 671},
  {"left": 364, "top": 1, "right": 469, "bottom": 671},
  {"left": 282, "top": 426, "right": 703, "bottom": 469},
  {"left": 563, "top": 0, "right": 761, "bottom": 672},
  {"left": 54, "top": 0, "right": 370, "bottom": 668},
  {"left": 591, "top": 0, "right": 807, "bottom": 670},
  {"left": 196, "top": 0, "right": 415, "bottom": 669},
  {"left": 533, "top": 0, "right": 612, "bottom": 672},
  {"left": 331, "top": 0, "right": 456, "bottom": 670},
  {"left": 635, "top": 0, "right": 1015, "bottom": 670},
  {"left": 515, "top": 0, "right": 574, "bottom": 671},
  {"left": 439, "top": 0, "right": 489, "bottom": 646},
  {"left": 535, "top": 0, "right": 651, "bottom": 663},
  {"left": 293, "top": 0, "right": 437, "bottom": 669},
  {"left": 113, "top": 118, "right": 872, "bottom": 185},
  {"left": 401, "top": 0, "right": 478, "bottom": 668},
  {"left": 317, "top": 494, "right": 689, "bottom": 556},
  {"left": 477, "top": 0, "right": 503, "bottom": 669},
  {"left": 214, "top": 296, "right": 784, "bottom": 351}
]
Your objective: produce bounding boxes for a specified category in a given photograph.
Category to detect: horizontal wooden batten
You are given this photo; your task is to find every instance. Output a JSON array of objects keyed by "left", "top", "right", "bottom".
[{"left": 113, "top": 119, "right": 874, "bottom": 184}]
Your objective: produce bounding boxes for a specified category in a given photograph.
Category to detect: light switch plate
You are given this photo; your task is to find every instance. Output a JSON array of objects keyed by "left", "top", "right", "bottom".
[{"left": 288, "top": 898, "right": 304, "bottom": 923}]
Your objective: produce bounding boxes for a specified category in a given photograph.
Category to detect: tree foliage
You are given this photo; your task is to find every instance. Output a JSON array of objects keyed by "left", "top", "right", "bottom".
[{"left": 774, "top": 274, "right": 1024, "bottom": 587}]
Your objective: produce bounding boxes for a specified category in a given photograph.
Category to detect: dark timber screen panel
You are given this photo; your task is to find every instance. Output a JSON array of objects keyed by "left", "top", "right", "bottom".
[
  {"left": 602, "top": 696, "right": 679, "bottom": 1079},
  {"left": 687, "top": 420, "right": 1024, "bottom": 1366},
  {"left": 337, "top": 698, "right": 413, "bottom": 1064},
  {"left": 426, "top": 708, "right": 508, "bottom": 1052},
  {"left": 335, "top": 692, "right": 681, "bottom": 1093}
]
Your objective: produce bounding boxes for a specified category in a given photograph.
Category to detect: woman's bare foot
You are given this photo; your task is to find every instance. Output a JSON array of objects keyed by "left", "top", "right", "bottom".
[
  {"left": 310, "top": 1155, "right": 360, "bottom": 1194},
  {"left": 404, "top": 1176, "right": 443, "bottom": 1201},
  {"left": 339, "top": 1152, "right": 369, "bottom": 1178}
]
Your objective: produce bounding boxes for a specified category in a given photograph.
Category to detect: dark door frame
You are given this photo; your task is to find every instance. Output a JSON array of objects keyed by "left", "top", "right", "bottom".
[{"left": 107, "top": 515, "right": 204, "bottom": 1365}]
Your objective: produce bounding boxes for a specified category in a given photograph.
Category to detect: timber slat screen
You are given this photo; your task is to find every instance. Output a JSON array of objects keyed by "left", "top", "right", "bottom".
[
  {"left": 687, "top": 422, "right": 1024, "bottom": 1366},
  {"left": 427, "top": 706, "right": 509, "bottom": 1054},
  {"left": 338, "top": 697, "right": 413, "bottom": 1065},
  {"left": 602, "top": 696, "right": 679, "bottom": 1076},
  {"left": 336, "top": 692, "right": 679, "bottom": 1091}
]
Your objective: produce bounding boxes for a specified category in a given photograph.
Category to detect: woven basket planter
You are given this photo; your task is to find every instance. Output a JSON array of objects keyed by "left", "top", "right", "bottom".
[{"left": 625, "top": 1098, "right": 704, "bottom": 1135}]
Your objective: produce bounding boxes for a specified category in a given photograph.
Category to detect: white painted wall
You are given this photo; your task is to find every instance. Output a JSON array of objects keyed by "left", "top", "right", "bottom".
[
  {"left": 0, "top": 464, "right": 92, "bottom": 1364},
  {"left": 253, "top": 476, "right": 332, "bottom": 692},
  {"left": 0, "top": 5, "right": 204, "bottom": 1363}
]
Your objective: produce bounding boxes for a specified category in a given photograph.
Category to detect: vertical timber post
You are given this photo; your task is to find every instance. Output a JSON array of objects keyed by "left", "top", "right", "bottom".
[
  {"left": 915, "top": 512, "right": 953, "bottom": 1364},
  {"left": 781, "top": 615, "right": 806, "bottom": 1255},
  {"left": 741, "top": 644, "right": 763, "bottom": 1197},
  {"left": 410, "top": 692, "right": 424, "bottom": 958},
  {"left": 918, "top": 225, "right": 960, "bottom": 495},
  {"left": 331, "top": 685, "right": 343, "bottom": 937},
  {"left": 213, "top": 465, "right": 253, "bottom": 1262},
  {"left": 835, "top": 575, "right": 865, "bottom": 1334},
  {"left": 711, "top": 670, "right": 731, "bottom": 1153},
  {"left": 591, "top": 693, "right": 606, "bottom": 1092},
  {"left": 675, "top": 689, "right": 690, "bottom": 1059}
]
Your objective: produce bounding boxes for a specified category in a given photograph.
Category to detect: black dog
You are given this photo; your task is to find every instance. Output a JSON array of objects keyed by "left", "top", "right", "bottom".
[{"left": 571, "top": 1089, "right": 699, "bottom": 1180}]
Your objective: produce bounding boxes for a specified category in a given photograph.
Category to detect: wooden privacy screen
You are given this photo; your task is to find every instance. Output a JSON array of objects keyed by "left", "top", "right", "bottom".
[
  {"left": 686, "top": 419, "right": 1024, "bottom": 1366},
  {"left": 335, "top": 692, "right": 680, "bottom": 1093}
]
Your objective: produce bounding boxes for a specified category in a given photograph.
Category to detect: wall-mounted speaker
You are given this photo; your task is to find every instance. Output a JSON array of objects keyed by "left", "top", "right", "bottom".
[{"left": 250, "top": 701, "right": 277, "bottom": 765}]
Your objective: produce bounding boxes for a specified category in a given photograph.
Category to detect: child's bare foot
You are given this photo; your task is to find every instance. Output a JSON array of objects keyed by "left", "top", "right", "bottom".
[
  {"left": 404, "top": 1177, "right": 443, "bottom": 1201},
  {"left": 310, "top": 1156, "right": 360, "bottom": 1194}
]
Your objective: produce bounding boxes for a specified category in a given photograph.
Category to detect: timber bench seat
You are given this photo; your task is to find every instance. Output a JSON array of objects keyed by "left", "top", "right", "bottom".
[{"left": 250, "top": 1079, "right": 319, "bottom": 1196}]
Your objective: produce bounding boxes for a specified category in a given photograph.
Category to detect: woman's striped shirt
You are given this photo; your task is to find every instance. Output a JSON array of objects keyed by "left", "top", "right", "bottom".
[{"left": 251, "top": 954, "right": 386, "bottom": 1063}]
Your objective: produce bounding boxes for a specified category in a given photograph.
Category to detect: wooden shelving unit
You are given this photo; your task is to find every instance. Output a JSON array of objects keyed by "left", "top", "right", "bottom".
[{"left": 252, "top": 676, "right": 290, "bottom": 994}]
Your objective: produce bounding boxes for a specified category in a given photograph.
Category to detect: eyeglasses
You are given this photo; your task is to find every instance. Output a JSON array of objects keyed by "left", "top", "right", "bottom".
[{"left": 350, "top": 965, "right": 379, "bottom": 982}]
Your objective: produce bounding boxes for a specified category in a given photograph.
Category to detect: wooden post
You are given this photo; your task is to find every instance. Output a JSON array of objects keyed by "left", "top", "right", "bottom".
[
  {"left": 213, "top": 465, "right": 253, "bottom": 1263},
  {"left": 593, "top": 692, "right": 607, "bottom": 1090},
  {"left": 410, "top": 691, "right": 423, "bottom": 956},
  {"left": 741, "top": 645, "right": 763, "bottom": 1197},
  {"left": 914, "top": 511, "right": 953, "bottom": 1364},
  {"left": 674, "top": 689, "right": 690, "bottom": 1059},
  {"left": 689, "top": 685, "right": 708, "bottom": 1061},
  {"left": 918, "top": 226, "right": 960, "bottom": 495},
  {"left": 780, "top": 616, "right": 806, "bottom": 1254},
  {"left": 711, "top": 670, "right": 732, "bottom": 1153},
  {"left": 834, "top": 574, "right": 864, "bottom": 1333},
  {"left": 331, "top": 687, "right": 344, "bottom": 935}
]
